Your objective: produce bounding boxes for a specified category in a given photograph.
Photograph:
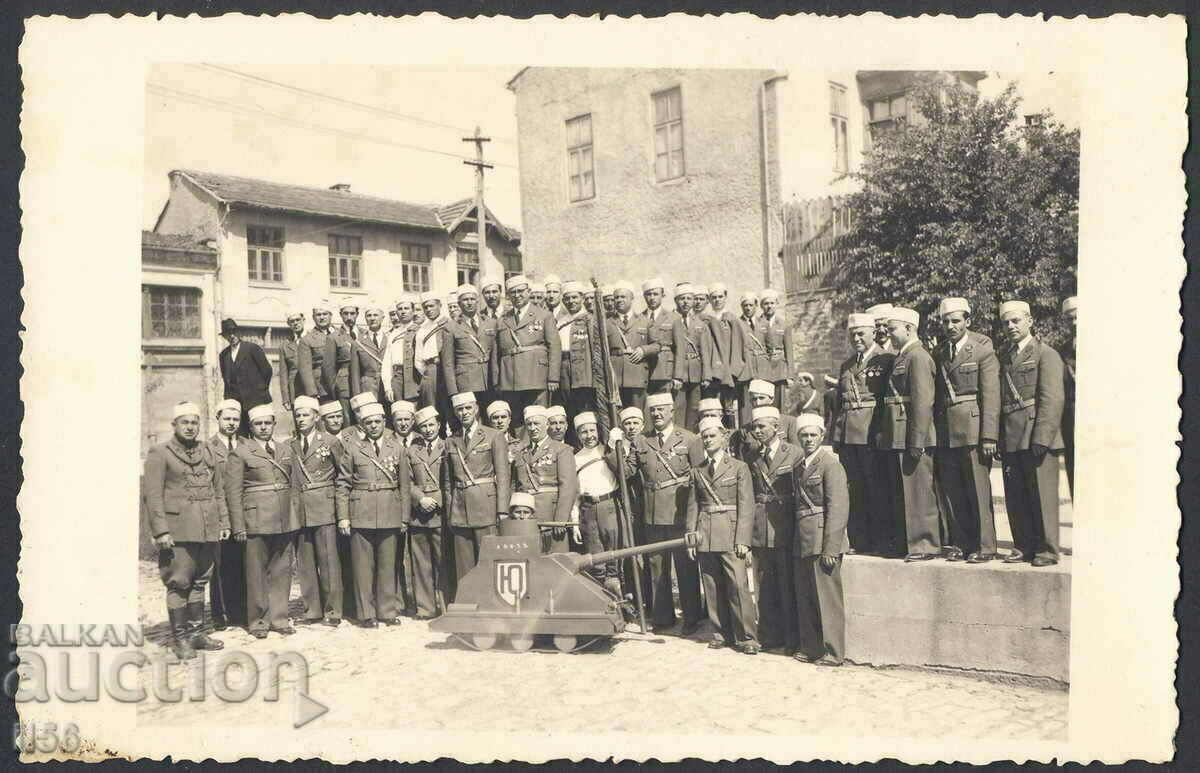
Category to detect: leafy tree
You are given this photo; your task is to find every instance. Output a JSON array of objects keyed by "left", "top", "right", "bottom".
[{"left": 829, "top": 75, "right": 1079, "bottom": 350}]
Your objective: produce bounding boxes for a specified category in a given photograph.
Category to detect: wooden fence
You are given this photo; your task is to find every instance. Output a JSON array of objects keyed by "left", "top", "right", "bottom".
[{"left": 779, "top": 195, "right": 855, "bottom": 293}]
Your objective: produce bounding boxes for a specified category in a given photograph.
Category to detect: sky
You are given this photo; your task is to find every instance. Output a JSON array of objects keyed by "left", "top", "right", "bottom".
[{"left": 143, "top": 66, "right": 1081, "bottom": 233}]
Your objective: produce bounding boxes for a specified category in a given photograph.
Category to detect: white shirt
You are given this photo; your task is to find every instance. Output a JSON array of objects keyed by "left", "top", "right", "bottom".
[
  {"left": 654, "top": 423, "right": 675, "bottom": 447},
  {"left": 558, "top": 310, "right": 582, "bottom": 349},
  {"left": 763, "top": 437, "right": 782, "bottom": 462},
  {"left": 219, "top": 433, "right": 238, "bottom": 451},
  {"left": 415, "top": 314, "right": 445, "bottom": 365},
  {"left": 575, "top": 445, "right": 618, "bottom": 497},
  {"left": 1015, "top": 334, "right": 1033, "bottom": 355},
  {"left": 299, "top": 427, "right": 318, "bottom": 449},
  {"left": 229, "top": 342, "right": 241, "bottom": 362},
  {"left": 706, "top": 449, "right": 727, "bottom": 475},
  {"left": 802, "top": 445, "right": 823, "bottom": 470},
  {"left": 256, "top": 437, "right": 276, "bottom": 455}
]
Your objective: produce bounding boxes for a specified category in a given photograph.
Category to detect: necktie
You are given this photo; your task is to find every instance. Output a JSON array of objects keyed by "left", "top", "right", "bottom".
[
  {"left": 763, "top": 447, "right": 771, "bottom": 468},
  {"left": 709, "top": 455, "right": 719, "bottom": 475},
  {"left": 623, "top": 314, "right": 629, "bottom": 327},
  {"left": 472, "top": 318, "right": 479, "bottom": 334},
  {"left": 374, "top": 332, "right": 380, "bottom": 350},
  {"left": 228, "top": 437, "right": 234, "bottom": 452},
  {"left": 302, "top": 434, "right": 309, "bottom": 456},
  {"left": 374, "top": 439, "right": 382, "bottom": 457},
  {"left": 266, "top": 442, "right": 274, "bottom": 458},
  {"left": 856, "top": 352, "right": 864, "bottom": 366},
  {"left": 797, "top": 460, "right": 806, "bottom": 479}
]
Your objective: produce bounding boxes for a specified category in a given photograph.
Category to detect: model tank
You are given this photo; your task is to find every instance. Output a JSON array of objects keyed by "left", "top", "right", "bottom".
[{"left": 430, "top": 519, "right": 698, "bottom": 652}]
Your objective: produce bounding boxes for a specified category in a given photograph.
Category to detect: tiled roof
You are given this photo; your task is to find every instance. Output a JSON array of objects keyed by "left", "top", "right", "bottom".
[
  {"left": 436, "top": 197, "right": 519, "bottom": 243},
  {"left": 141, "top": 230, "right": 216, "bottom": 252}
]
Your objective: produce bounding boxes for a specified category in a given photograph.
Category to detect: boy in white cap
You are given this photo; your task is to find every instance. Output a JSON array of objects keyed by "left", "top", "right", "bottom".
[
  {"left": 878, "top": 307, "right": 940, "bottom": 561},
  {"left": 1060, "top": 296, "right": 1077, "bottom": 497},
  {"left": 440, "top": 284, "right": 498, "bottom": 420},
  {"left": 688, "top": 415, "right": 758, "bottom": 654},
  {"left": 556, "top": 280, "right": 594, "bottom": 431},
  {"left": 493, "top": 275, "right": 561, "bottom": 429},
  {"left": 299, "top": 300, "right": 335, "bottom": 403},
  {"left": 511, "top": 405, "right": 579, "bottom": 553},
  {"left": 608, "top": 391, "right": 704, "bottom": 633},
  {"left": 144, "top": 401, "right": 230, "bottom": 660},
  {"left": 407, "top": 405, "right": 446, "bottom": 618},
  {"left": 206, "top": 398, "right": 247, "bottom": 630},
  {"left": 746, "top": 288, "right": 794, "bottom": 412},
  {"left": 279, "top": 312, "right": 306, "bottom": 414},
  {"left": 351, "top": 300, "right": 390, "bottom": 415},
  {"left": 607, "top": 281, "right": 652, "bottom": 413},
  {"left": 324, "top": 300, "right": 361, "bottom": 422},
  {"left": 933, "top": 297, "right": 1001, "bottom": 563},
  {"left": 290, "top": 396, "right": 347, "bottom": 627},
  {"left": 509, "top": 492, "right": 536, "bottom": 519},
  {"left": 443, "top": 391, "right": 512, "bottom": 590},
  {"left": 573, "top": 412, "right": 624, "bottom": 595},
  {"left": 790, "top": 412, "right": 848, "bottom": 666},
  {"left": 997, "top": 300, "right": 1065, "bottom": 567},
  {"left": 226, "top": 404, "right": 300, "bottom": 639},
  {"left": 732, "top": 290, "right": 761, "bottom": 423},
  {"left": 335, "top": 402, "right": 411, "bottom": 627},
  {"left": 703, "top": 282, "right": 743, "bottom": 425},
  {"left": 640, "top": 276, "right": 684, "bottom": 406},
  {"left": 831, "top": 312, "right": 896, "bottom": 555}
]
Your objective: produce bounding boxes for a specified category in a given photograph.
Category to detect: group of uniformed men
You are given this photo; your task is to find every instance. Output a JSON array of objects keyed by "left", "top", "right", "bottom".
[{"left": 144, "top": 271, "right": 1076, "bottom": 669}]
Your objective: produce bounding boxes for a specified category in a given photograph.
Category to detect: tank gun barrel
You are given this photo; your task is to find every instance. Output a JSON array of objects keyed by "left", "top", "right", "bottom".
[{"left": 557, "top": 532, "right": 699, "bottom": 575}]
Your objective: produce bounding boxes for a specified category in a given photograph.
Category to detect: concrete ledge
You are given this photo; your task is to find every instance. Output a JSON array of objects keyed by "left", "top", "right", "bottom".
[{"left": 843, "top": 555, "right": 1070, "bottom": 683}]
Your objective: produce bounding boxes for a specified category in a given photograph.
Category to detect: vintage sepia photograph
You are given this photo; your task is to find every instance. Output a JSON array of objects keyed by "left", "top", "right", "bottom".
[{"left": 135, "top": 63, "right": 1078, "bottom": 737}]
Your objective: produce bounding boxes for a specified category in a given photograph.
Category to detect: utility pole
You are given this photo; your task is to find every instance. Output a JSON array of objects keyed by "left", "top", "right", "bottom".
[{"left": 462, "top": 126, "right": 494, "bottom": 279}]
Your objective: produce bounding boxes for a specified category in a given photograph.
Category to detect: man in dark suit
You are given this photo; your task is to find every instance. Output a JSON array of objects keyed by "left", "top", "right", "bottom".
[{"left": 218, "top": 318, "right": 273, "bottom": 436}]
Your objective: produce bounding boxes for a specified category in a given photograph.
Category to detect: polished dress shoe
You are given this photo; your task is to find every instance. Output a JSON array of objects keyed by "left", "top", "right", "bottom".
[
  {"left": 297, "top": 618, "right": 322, "bottom": 627},
  {"left": 792, "top": 652, "right": 816, "bottom": 663},
  {"left": 249, "top": 629, "right": 268, "bottom": 640},
  {"left": 707, "top": 639, "right": 727, "bottom": 650},
  {"left": 966, "top": 552, "right": 992, "bottom": 564},
  {"left": 1003, "top": 550, "right": 1026, "bottom": 563},
  {"left": 321, "top": 616, "right": 341, "bottom": 627},
  {"left": 905, "top": 552, "right": 936, "bottom": 562},
  {"left": 815, "top": 656, "right": 844, "bottom": 667},
  {"left": 272, "top": 626, "right": 296, "bottom": 636},
  {"left": 1031, "top": 556, "right": 1059, "bottom": 567},
  {"left": 739, "top": 642, "right": 760, "bottom": 655},
  {"left": 381, "top": 617, "right": 404, "bottom": 626},
  {"left": 845, "top": 548, "right": 857, "bottom": 556},
  {"left": 944, "top": 548, "right": 965, "bottom": 562},
  {"left": 680, "top": 620, "right": 702, "bottom": 636},
  {"left": 355, "top": 619, "right": 378, "bottom": 629}
]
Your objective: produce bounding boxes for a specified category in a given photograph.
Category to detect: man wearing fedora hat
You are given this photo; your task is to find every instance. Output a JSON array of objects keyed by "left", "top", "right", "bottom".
[{"left": 218, "top": 318, "right": 273, "bottom": 437}]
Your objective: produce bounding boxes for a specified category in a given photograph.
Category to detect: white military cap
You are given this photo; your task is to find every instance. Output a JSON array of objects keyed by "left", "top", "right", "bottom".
[
  {"left": 365, "top": 298, "right": 384, "bottom": 313},
  {"left": 394, "top": 296, "right": 415, "bottom": 309},
  {"left": 510, "top": 492, "right": 536, "bottom": 511},
  {"left": 338, "top": 299, "right": 359, "bottom": 312},
  {"left": 866, "top": 303, "right": 894, "bottom": 321},
  {"left": 546, "top": 405, "right": 567, "bottom": 419},
  {"left": 939, "top": 297, "right": 971, "bottom": 317},
  {"left": 573, "top": 411, "right": 598, "bottom": 430},
  {"left": 642, "top": 277, "right": 665, "bottom": 292},
  {"left": 709, "top": 282, "right": 727, "bottom": 295},
  {"left": 760, "top": 288, "right": 781, "bottom": 301},
  {"left": 414, "top": 406, "right": 439, "bottom": 426},
  {"left": 390, "top": 400, "right": 416, "bottom": 417},
  {"left": 480, "top": 275, "right": 503, "bottom": 291},
  {"left": 419, "top": 290, "right": 440, "bottom": 304},
  {"left": 646, "top": 392, "right": 674, "bottom": 409},
  {"left": 614, "top": 280, "right": 635, "bottom": 294},
  {"left": 1062, "top": 296, "right": 1078, "bottom": 313},
  {"left": 740, "top": 290, "right": 759, "bottom": 304},
  {"left": 698, "top": 416, "right": 724, "bottom": 434},
  {"left": 349, "top": 392, "right": 378, "bottom": 412},
  {"left": 506, "top": 274, "right": 530, "bottom": 290},
  {"left": 619, "top": 406, "right": 643, "bottom": 422},
  {"left": 692, "top": 284, "right": 708, "bottom": 297},
  {"left": 451, "top": 392, "right": 478, "bottom": 407},
  {"left": 698, "top": 398, "right": 723, "bottom": 413},
  {"left": 796, "top": 412, "right": 825, "bottom": 430},
  {"left": 456, "top": 284, "right": 478, "bottom": 298},
  {"left": 487, "top": 400, "right": 511, "bottom": 417},
  {"left": 823, "top": 374, "right": 838, "bottom": 387},
  {"left": 751, "top": 406, "right": 781, "bottom": 422},
  {"left": 795, "top": 371, "right": 815, "bottom": 383},
  {"left": 173, "top": 401, "right": 201, "bottom": 419},
  {"left": 292, "top": 396, "right": 319, "bottom": 412},
  {"left": 358, "top": 403, "right": 385, "bottom": 419},
  {"left": 847, "top": 312, "right": 875, "bottom": 329},
  {"left": 318, "top": 401, "right": 343, "bottom": 417},
  {"left": 446, "top": 289, "right": 460, "bottom": 303},
  {"left": 247, "top": 404, "right": 274, "bottom": 421},
  {"left": 286, "top": 311, "right": 305, "bottom": 322},
  {"left": 999, "top": 300, "right": 1031, "bottom": 319},
  {"left": 890, "top": 307, "right": 920, "bottom": 327},
  {"left": 562, "top": 280, "right": 587, "bottom": 295},
  {"left": 748, "top": 379, "right": 775, "bottom": 397},
  {"left": 543, "top": 274, "right": 562, "bottom": 288},
  {"left": 601, "top": 284, "right": 616, "bottom": 297},
  {"left": 215, "top": 398, "right": 242, "bottom": 416},
  {"left": 313, "top": 298, "right": 333, "bottom": 313},
  {"left": 530, "top": 282, "right": 546, "bottom": 294},
  {"left": 523, "top": 405, "right": 548, "bottom": 421},
  {"left": 673, "top": 283, "right": 695, "bottom": 299}
]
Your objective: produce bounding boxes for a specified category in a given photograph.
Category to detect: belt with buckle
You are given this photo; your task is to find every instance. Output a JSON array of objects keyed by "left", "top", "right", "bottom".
[
  {"left": 797, "top": 508, "right": 825, "bottom": 518},
  {"left": 302, "top": 481, "right": 334, "bottom": 491},
  {"left": 454, "top": 475, "right": 497, "bottom": 489},
  {"left": 244, "top": 482, "right": 289, "bottom": 493},
  {"left": 701, "top": 505, "right": 737, "bottom": 513},
  {"left": 1002, "top": 398, "right": 1037, "bottom": 414},
  {"left": 646, "top": 475, "right": 690, "bottom": 491},
  {"left": 581, "top": 490, "right": 617, "bottom": 504},
  {"left": 354, "top": 483, "right": 398, "bottom": 492},
  {"left": 883, "top": 396, "right": 911, "bottom": 405}
]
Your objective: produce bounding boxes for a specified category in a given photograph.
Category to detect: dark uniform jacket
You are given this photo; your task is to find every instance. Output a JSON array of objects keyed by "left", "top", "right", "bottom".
[
  {"left": 226, "top": 439, "right": 299, "bottom": 536},
  {"left": 623, "top": 426, "right": 703, "bottom": 527},
  {"left": 876, "top": 340, "right": 937, "bottom": 451},
  {"left": 493, "top": 304, "right": 562, "bottom": 391},
  {"left": 323, "top": 326, "right": 358, "bottom": 399},
  {"left": 706, "top": 309, "right": 744, "bottom": 387},
  {"left": 441, "top": 424, "right": 513, "bottom": 528},
  {"left": 729, "top": 414, "right": 801, "bottom": 460},
  {"left": 674, "top": 311, "right": 720, "bottom": 385},
  {"left": 557, "top": 311, "right": 594, "bottom": 391},
  {"left": 933, "top": 331, "right": 1000, "bottom": 448},
  {"left": 512, "top": 436, "right": 579, "bottom": 523},
  {"left": 144, "top": 438, "right": 229, "bottom": 542},
  {"left": 219, "top": 340, "right": 273, "bottom": 410},
  {"left": 298, "top": 328, "right": 332, "bottom": 398},
  {"left": 206, "top": 433, "right": 238, "bottom": 508},
  {"left": 732, "top": 315, "right": 762, "bottom": 382},
  {"left": 832, "top": 344, "right": 895, "bottom": 445},
  {"left": 747, "top": 313, "right": 793, "bottom": 383},
  {"left": 279, "top": 335, "right": 302, "bottom": 407},
  {"left": 382, "top": 327, "right": 419, "bottom": 403},
  {"left": 440, "top": 314, "right": 498, "bottom": 396},
  {"left": 335, "top": 429, "right": 411, "bottom": 530},
  {"left": 643, "top": 307, "right": 683, "bottom": 383},
  {"left": 290, "top": 429, "right": 347, "bottom": 528},
  {"left": 791, "top": 448, "right": 849, "bottom": 558},
  {"left": 407, "top": 437, "right": 445, "bottom": 528},
  {"left": 744, "top": 440, "right": 802, "bottom": 548},
  {"left": 687, "top": 452, "right": 755, "bottom": 552},
  {"left": 606, "top": 312, "right": 651, "bottom": 388},
  {"left": 998, "top": 337, "right": 1065, "bottom": 453},
  {"left": 350, "top": 327, "right": 389, "bottom": 401}
]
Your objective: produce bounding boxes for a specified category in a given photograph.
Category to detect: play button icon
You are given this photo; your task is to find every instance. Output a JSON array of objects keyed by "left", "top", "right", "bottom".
[{"left": 294, "top": 692, "right": 329, "bottom": 728}]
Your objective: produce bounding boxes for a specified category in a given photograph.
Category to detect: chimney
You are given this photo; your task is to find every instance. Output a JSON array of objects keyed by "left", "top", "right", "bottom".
[{"left": 330, "top": 183, "right": 351, "bottom": 193}]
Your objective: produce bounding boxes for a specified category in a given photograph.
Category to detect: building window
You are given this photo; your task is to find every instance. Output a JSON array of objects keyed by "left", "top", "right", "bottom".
[
  {"left": 830, "top": 83, "right": 849, "bottom": 173},
  {"left": 401, "top": 243, "right": 432, "bottom": 293},
  {"left": 503, "top": 251, "right": 523, "bottom": 280},
  {"left": 865, "top": 92, "right": 908, "bottom": 144},
  {"left": 457, "top": 247, "right": 480, "bottom": 287},
  {"left": 328, "top": 234, "right": 364, "bottom": 289},
  {"left": 247, "top": 225, "right": 284, "bottom": 283},
  {"left": 566, "top": 114, "right": 595, "bottom": 202},
  {"left": 652, "top": 87, "right": 685, "bottom": 182},
  {"left": 142, "top": 285, "right": 201, "bottom": 340}
]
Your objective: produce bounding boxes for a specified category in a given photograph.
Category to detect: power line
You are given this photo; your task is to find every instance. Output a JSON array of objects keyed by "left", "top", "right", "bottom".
[
  {"left": 146, "top": 82, "right": 519, "bottom": 170},
  {"left": 191, "top": 63, "right": 518, "bottom": 145}
]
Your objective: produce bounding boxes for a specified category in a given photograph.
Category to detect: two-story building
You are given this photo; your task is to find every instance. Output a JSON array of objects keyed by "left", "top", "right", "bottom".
[
  {"left": 507, "top": 68, "right": 983, "bottom": 400},
  {"left": 144, "top": 169, "right": 522, "bottom": 450}
]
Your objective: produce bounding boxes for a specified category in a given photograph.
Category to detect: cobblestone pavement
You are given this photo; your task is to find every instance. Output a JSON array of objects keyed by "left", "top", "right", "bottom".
[{"left": 137, "top": 564, "right": 1066, "bottom": 740}]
